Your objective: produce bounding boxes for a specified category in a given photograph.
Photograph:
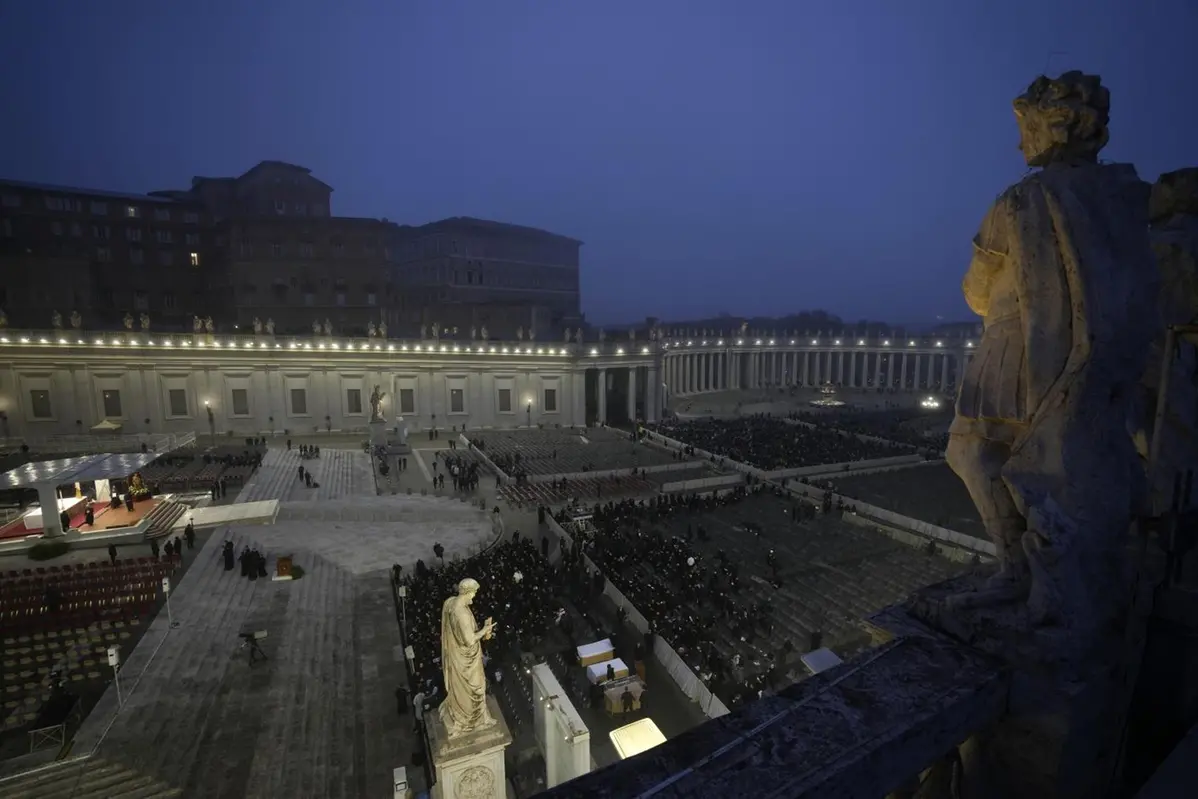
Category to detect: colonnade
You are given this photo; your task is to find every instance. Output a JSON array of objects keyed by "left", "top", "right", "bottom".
[
  {"left": 664, "top": 346, "right": 970, "bottom": 396},
  {"left": 588, "top": 364, "right": 660, "bottom": 424}
]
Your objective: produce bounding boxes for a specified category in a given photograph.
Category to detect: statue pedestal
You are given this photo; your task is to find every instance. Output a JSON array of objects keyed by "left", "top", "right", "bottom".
[
  {"left": 426, "top": 696, "right": 512, "bottom": 799},
  {"left": 368, "top": 419, "right": 388, "bottom": 449}
]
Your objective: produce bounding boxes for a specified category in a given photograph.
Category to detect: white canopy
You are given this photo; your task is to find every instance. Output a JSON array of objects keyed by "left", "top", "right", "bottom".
[{"left": 90, "top": 419, "right": 123, "bottom": 432}]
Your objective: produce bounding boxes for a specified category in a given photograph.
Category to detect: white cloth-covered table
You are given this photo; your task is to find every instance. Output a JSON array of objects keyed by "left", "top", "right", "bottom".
[
  {"left": 587, "top": 657, "right": 628, "bottom": 685},
  {"left": 576, "top": 638, "right": 615, "bottom": 667},
  {"left": 801, "top": 647, "right": 843, "bottom": 675},
  {"left": 24, "top": 496, "right": 86, "bottom": 530}
]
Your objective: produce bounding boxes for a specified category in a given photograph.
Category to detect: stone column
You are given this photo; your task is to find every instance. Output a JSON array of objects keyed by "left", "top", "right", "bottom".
[
  {"left": 646, "top": 367, "right": 659, "bottom": 422},
  {"left": 837, "top": 351, "right": 845, "bottom": 385},
  {"left": 940, "top": 353, "right": 950, "bottom": 390},
  {"left": 801, "top": 352, "right": 809, "bottom": 386},
  {"left": 596, "top": 368, "right": 607, "bottom": 423},
  {"left": 874, "top": 351, "right": 883, "bottom": 388},
  {"left": 627, "top": 367, "right": 637, "bottom": 421},
  {"left": 901, "top": 354, "right": 909, "bottom": 390},
  {"left": 700, "top": 354, "right": 708, "bottom": 392},
  {"left": 37, "top": 482, "right": 65, "bottom": 537}
]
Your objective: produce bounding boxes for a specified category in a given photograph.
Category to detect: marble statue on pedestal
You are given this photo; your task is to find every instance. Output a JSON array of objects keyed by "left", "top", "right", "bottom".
[
  {"left": 51, "top": 311, "right": 62, "bottom": 329},
  {"left": 252, "top": 317, "right": 262, "bottom": 334},
  {"left": 322, "top": 318, "right": 332, "bottom": 336},
  {"left": 515, "top": 326, "right": 524, "bottom": 341},
  {"left": 480, "top": 325, "right": 489, "bottom": 341},
  {"left": 367, "top": 322, "right": 376, "bottom": 338},
  {"left": 70, "top": 310, "right": 81, "bottom": 329},
  {"left": 313, "top": 320, "right": 322, "bottom": 335},
  {"left": 194, "top": 316, "right": 203, "bottom": 333},
  {"left": 432, "top": 322, "right": 440, "bottom": 339},
  {"left": 369, "top": 385, "right": 386, "bottom": 423},
  {"left": 204, "top": 317, "right": 214, "bottom": 333},
  {"left": 378, "top": 320, "right": 386, "bottom": 338},
  {"left": 265, "top": 317, "right": 274, "bottom": 335},
  {"left": 938, "top": 71, "right": 1160, "bottom": 631},
  {"left": 123, "top": 313, "right": 134, "bottom": 330},
  {"left": 439, "top": 578, "right": 497, "bottom": 738}
]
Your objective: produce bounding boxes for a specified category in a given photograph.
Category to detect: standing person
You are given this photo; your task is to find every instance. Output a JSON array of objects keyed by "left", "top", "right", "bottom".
[
  {"left": 107, "top": 543, "right": 118, "bottom": 567},
  {"left": 184, "top": 522, "right": 195, "bottom": 550},
  {"left": 150, "top": 538, "right": 160, "bottom": 559}
]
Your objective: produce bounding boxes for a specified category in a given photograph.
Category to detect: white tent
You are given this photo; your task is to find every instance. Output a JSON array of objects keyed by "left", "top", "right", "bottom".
[{"left": 90, "top": 419, "right": 123, "bottom": 432}]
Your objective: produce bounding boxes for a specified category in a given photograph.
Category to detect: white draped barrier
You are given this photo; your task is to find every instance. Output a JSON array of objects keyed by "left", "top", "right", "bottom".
[{"left": 653, "top": 637, "right": 730, "bottom": 718}]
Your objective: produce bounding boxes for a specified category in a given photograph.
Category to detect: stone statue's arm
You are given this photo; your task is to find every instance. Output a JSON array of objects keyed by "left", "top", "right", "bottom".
[
  {"left": 962, "top": 246, "right": 1004, "bottom": 317},
  {"left": 473, "top": 617, "right": 495, "bottom": 642}
]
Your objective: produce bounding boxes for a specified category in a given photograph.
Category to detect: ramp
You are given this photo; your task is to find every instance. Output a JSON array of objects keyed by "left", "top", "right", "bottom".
[{"left": 172, "top": 500, "right": 279, "bottom": 531}]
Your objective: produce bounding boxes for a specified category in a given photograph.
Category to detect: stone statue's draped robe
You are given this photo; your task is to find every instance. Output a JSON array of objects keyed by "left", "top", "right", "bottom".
[
  {"left": 439, "top": 596, "right": 495, "bottom": 737},
  {"left": 958, "top": 162, "right": 1159, "bottom": 625}
]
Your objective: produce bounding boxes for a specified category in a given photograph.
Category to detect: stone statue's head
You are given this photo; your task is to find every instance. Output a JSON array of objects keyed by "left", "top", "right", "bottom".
[
  {"left": 1012, "top": 71, "right": 1109, "bottom": 167},
  {"left": 1150, "top": 167, "right": 1198, "bottom": 225},
  {"left": 457, "top": 578, "right": 480, "bottom": 604}
]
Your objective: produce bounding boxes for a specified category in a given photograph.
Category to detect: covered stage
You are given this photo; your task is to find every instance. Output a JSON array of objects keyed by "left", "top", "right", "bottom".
[{"left": 0, "top": 451, "right": 163, "bottom": 539}]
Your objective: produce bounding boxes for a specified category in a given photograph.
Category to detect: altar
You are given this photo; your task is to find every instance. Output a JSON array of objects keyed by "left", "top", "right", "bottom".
[{"left": 24, "top": 496, "right": 87, "bottom": 531}]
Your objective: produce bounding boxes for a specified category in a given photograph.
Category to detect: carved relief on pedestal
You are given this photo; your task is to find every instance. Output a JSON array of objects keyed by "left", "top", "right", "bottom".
[{"left": 454, "top": 765, "right": 495, "bottom": 799}]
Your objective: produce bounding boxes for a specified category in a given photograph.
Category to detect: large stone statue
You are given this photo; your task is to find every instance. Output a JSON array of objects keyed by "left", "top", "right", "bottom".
[
  {"left": 123, "top": 312, "right": 134, "bottom": 330},
  {"left": 515, "top": 326, "right": 524, "bottom": 341},
  {"left": 369, "top": 385, "right": 386, "bottom": 422},
  {"left": 322, "top": 318, "right": 332, "bottom": 336},
  {"left": 265, "top": 317, "right": 275, "bottom": 335},
  {"left": 204, "top": 316, "right": 214, "bottom": 333},
  {"left": 378, "top": 320, "right": 387, "bottom": 338},
  {"left": 139, "top": 313, "right": 150, "bottom": 331},
  {"left": 70, "top": 310, "right": 81, "bottom": 329},
  {"left": 313, "top": 319, "right": 322, "bottom": 335},
  {"left": 252, "top": 317, "right": 262, "bottom": 334},
  {"left": 367, "top": 322, "right": 377, "bottom": 338},
  {"left": 480, "top": 325, "right": 489, "bottom": 341},
  {"left": 942, "top": 71, "right": 1160, "bottom": 630},
  {"left": 564, "top": 328, "right": 572, "bottom": 343},
  {"left": 194, "top": 315, "right": 203, "bottom": 333},
  {"left": 51, "top": 311, "right": 62, "bottom": 329},
  {"left": 439, "top": 578, "right": 497, "bottom": 738}
]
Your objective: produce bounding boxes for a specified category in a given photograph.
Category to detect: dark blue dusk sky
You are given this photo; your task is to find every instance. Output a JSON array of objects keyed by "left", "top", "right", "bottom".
[{"left": 2, "top": 1, "right": 1195, "bottom": 326}]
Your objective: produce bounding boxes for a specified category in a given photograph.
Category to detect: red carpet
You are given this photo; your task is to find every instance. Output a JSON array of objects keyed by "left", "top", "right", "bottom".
[{"left": 0, "top": 501, "right": 103, "bottom": 541}]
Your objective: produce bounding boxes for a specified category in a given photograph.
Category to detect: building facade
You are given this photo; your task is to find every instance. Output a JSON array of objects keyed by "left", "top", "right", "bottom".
[
  {"left": 390, "top": 216, "right": 583, "bottom": 339},
  {"left": 1, "top": 162, "right": 581, "bottom": 339},
  {"left": 0, "top": 328, "right": 969, "bottom": 441},
  {"left": 0, "top": 182, "right": 217, "bottom": 331}
]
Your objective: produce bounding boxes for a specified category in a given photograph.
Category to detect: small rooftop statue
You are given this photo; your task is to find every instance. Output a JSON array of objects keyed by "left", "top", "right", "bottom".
[
  {"left": 204, "top": 317, "right": 214, "bottom": 333},
  {"left": 123, "top": 313, "right": 134, "bottom": 330},
  {"left": 252, "top": 317, "right": 262, "bottom": 334},
  {"left": 367, "top": 322, "right": 377, "bottom": 338},
  {"left": 194, "top": 315, "right": 203, "bottom": 333},
  {"left": 515, "top": 326, "right": 524, "bottom": 341},
  {"left": 322, "top": 318, "right": 332, "bottom": 336},
  {"left": 70, "top": 310, "right": 81, "bottom": 330},
  {"left": 51, "top": 311, "right": 62, "bottom": 329},
  {"left": 265, "top": 317, "right": 274, "bottom": 335},
  {"left": 313, "top": 319, "right": 322, "bottom": 335},
  {"left": 481, "top": 325, "right": 489, "bottom": 341},
  {"left": 139, "top": 313, "right": 150, "bottom": 331},
  {"left": 378, "top": 320, "right": 387, "bottom": 338}
]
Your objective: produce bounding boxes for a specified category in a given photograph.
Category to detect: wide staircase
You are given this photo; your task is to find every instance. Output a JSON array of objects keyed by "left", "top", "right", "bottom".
[
  {"left": 0, "top": 757, "right": 181, "bottom": 798},
  {"left": 142, "top": 501, "right": 188, "bottom": 539},
  {"left": 235, "top": 448, "right": 374, "bottom": 504}
]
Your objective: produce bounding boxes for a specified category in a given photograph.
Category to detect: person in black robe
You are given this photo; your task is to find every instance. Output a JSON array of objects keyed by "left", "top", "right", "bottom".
[
  {"left": 248, "top": 550, "right": 259, "bottom": 581},
  {"left": 256, "top": 552, "right": 268, "bottom": 578},
  {"left": 239, "top": 546, "right": 251, "bottom": 577},
  {"left": 164, "top": 539, "right": 174, "bottom": 559},
  {"left": 223, "top": 541, "right": 235, "bottom": 571}
]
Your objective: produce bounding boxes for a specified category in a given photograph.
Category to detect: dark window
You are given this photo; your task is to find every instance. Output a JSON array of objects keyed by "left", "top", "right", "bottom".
[
  {"left": 290, "top": 388, "right": 307, "bottom": 415},
  {"left": 231, "top": 389, "right": 250, "bottom": 416},
  {"left": 102, "top": 390, "right": 122, "bottom": 418},
  {"left": 497, "top": 388, "right": 512, "bottom": 413},
  {"left": 346, "top": 389, "right": 362, "bottom": 415},
  {"left": 449, "top": 388, "right": 465, "bottom": 414},
  {"left": 168, "top": 389, "right": 188, "bottom": 417},
  {"left": 399, "top": 388, "right": 415, "bottom": 414},
  {"left": 29, "top": 390, "right": 52, "bottom": 419},
  {"left": 543, "top": 388, "right": 557, "bottom": 413}
]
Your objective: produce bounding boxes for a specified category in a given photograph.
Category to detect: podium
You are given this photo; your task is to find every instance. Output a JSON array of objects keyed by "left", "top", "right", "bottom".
[
  {"left": 276, "top": 556, "right": 293, "bottom": 579},
  {"left": 425, "top": 696, "right": 512, "bottom": 799}
]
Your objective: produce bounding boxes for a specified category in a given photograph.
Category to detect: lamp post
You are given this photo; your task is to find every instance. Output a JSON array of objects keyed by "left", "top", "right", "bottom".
[
  {"left": 205, "top": 401, "right": 215, "bottom": 445},
  {"left": 526, "top": 402, "right": 532, "bottom": 429}
]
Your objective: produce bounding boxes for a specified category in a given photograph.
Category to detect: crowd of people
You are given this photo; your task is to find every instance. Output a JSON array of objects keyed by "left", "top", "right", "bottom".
[
  {"left": 556, "top": 485, "right": 815, "bottom": 708},
  {"left": 398, "top": 534, "right": 561, "bottom": 718},
  {"left": 791, "top": 409, "right": 950, "bottom": 452},
  {"left": 433, "top": 451, "right": 484, "bottom": 492},
  {"left": 648, "top": 415, "right": 911, "bottom": 470}
]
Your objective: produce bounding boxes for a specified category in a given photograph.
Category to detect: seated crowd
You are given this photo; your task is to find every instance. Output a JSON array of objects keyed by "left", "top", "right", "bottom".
[
  {"left": 647, "top": 415, "right": 911, "bottom": 470},
  {"left": 792, "top": 409, "right": 950, "bottom": 452},
  {"left": 556, "top": 486, "right": 812, "bottom": 708}
]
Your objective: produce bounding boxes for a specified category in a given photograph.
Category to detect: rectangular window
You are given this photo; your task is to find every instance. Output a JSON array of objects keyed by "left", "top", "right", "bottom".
[
  {"left": 299, "top": 242, "right": 314, "bottom": 257},
  {"left": 51, "top": 221, "right": 63, "bottom": 236},
  {"left": 126, "top": 227, "right": 141, "bottom": 242},
  {"left": 70, "top": 222, "right": 81, "bottom": 237},
  {"left": 497, "top": 388, "right": 512, "bottom": 413},
  {"left": 126, "top": 205, "right": 140, "bottom": 218},
  {"left": 96, "top": 247, "right": 111, "bottom": 262},
  {"left": 156, "top": 230, "right": 173, "bottom": 244},
  {"left": 270, "top": 242, "right": 282, "bottom": 257},
  {"left": 303, "top": 292, "right": 315, "bottom": 306},
  {"left": 102, "top": 389, "right": 122, "bottom": 418},
  {"left": 92, "top": 225, "right": 110, "bottom": 239},
  {"left": 543, "top": 388, "right": 558, "bottom": 413},
  {"left": 346, "top": 388, "right": 362, "bottom": 415},
  {"left": 183, "top": 212, "right": 199, "bottom": 224},
  {"left": 231, "top": 388, "right": 250, "bottom": 416},
  {"left": 45, "top": 196, "right": 64, "bottom": 211},
  {"left": 185, "top": 233, "right": 200, "bottom": 246},
  {"left": 399, "top": 388, "right": 415, "bottom": 414},
  {"left": 90, "top": 201, "right": 107, "bottom": 215},
  {"left": 449, "top": 388, "right": 465, "bottom": 414},
  {"left": 290, "top": 388, "right": 308, "bottom": 415},
  {"left": 168, "top": 388, "right": 188, "bottom": 417},
  {"left": 274, "top": 200, "right": 286, "bottom": 214},
  {"left": 154, "top": 208, "right": 170, "bottom": 222},
  {"left": 163, "top": 292, "right": 177, "bottom": 309},
  {"left": 189, "top": 252, "right": 200, "bottom": 266},
  {"left": 29, "top": 390, "right": 52, "bottom": 419},
  {"left": 367, "top": 292, "right": 377, "bottom": 306},
  {"left": 335, "top": 292, "right": 346, "bottom": 306},
  {"left": 133, "top": 290, "right": 149, "bottom": 310}
]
